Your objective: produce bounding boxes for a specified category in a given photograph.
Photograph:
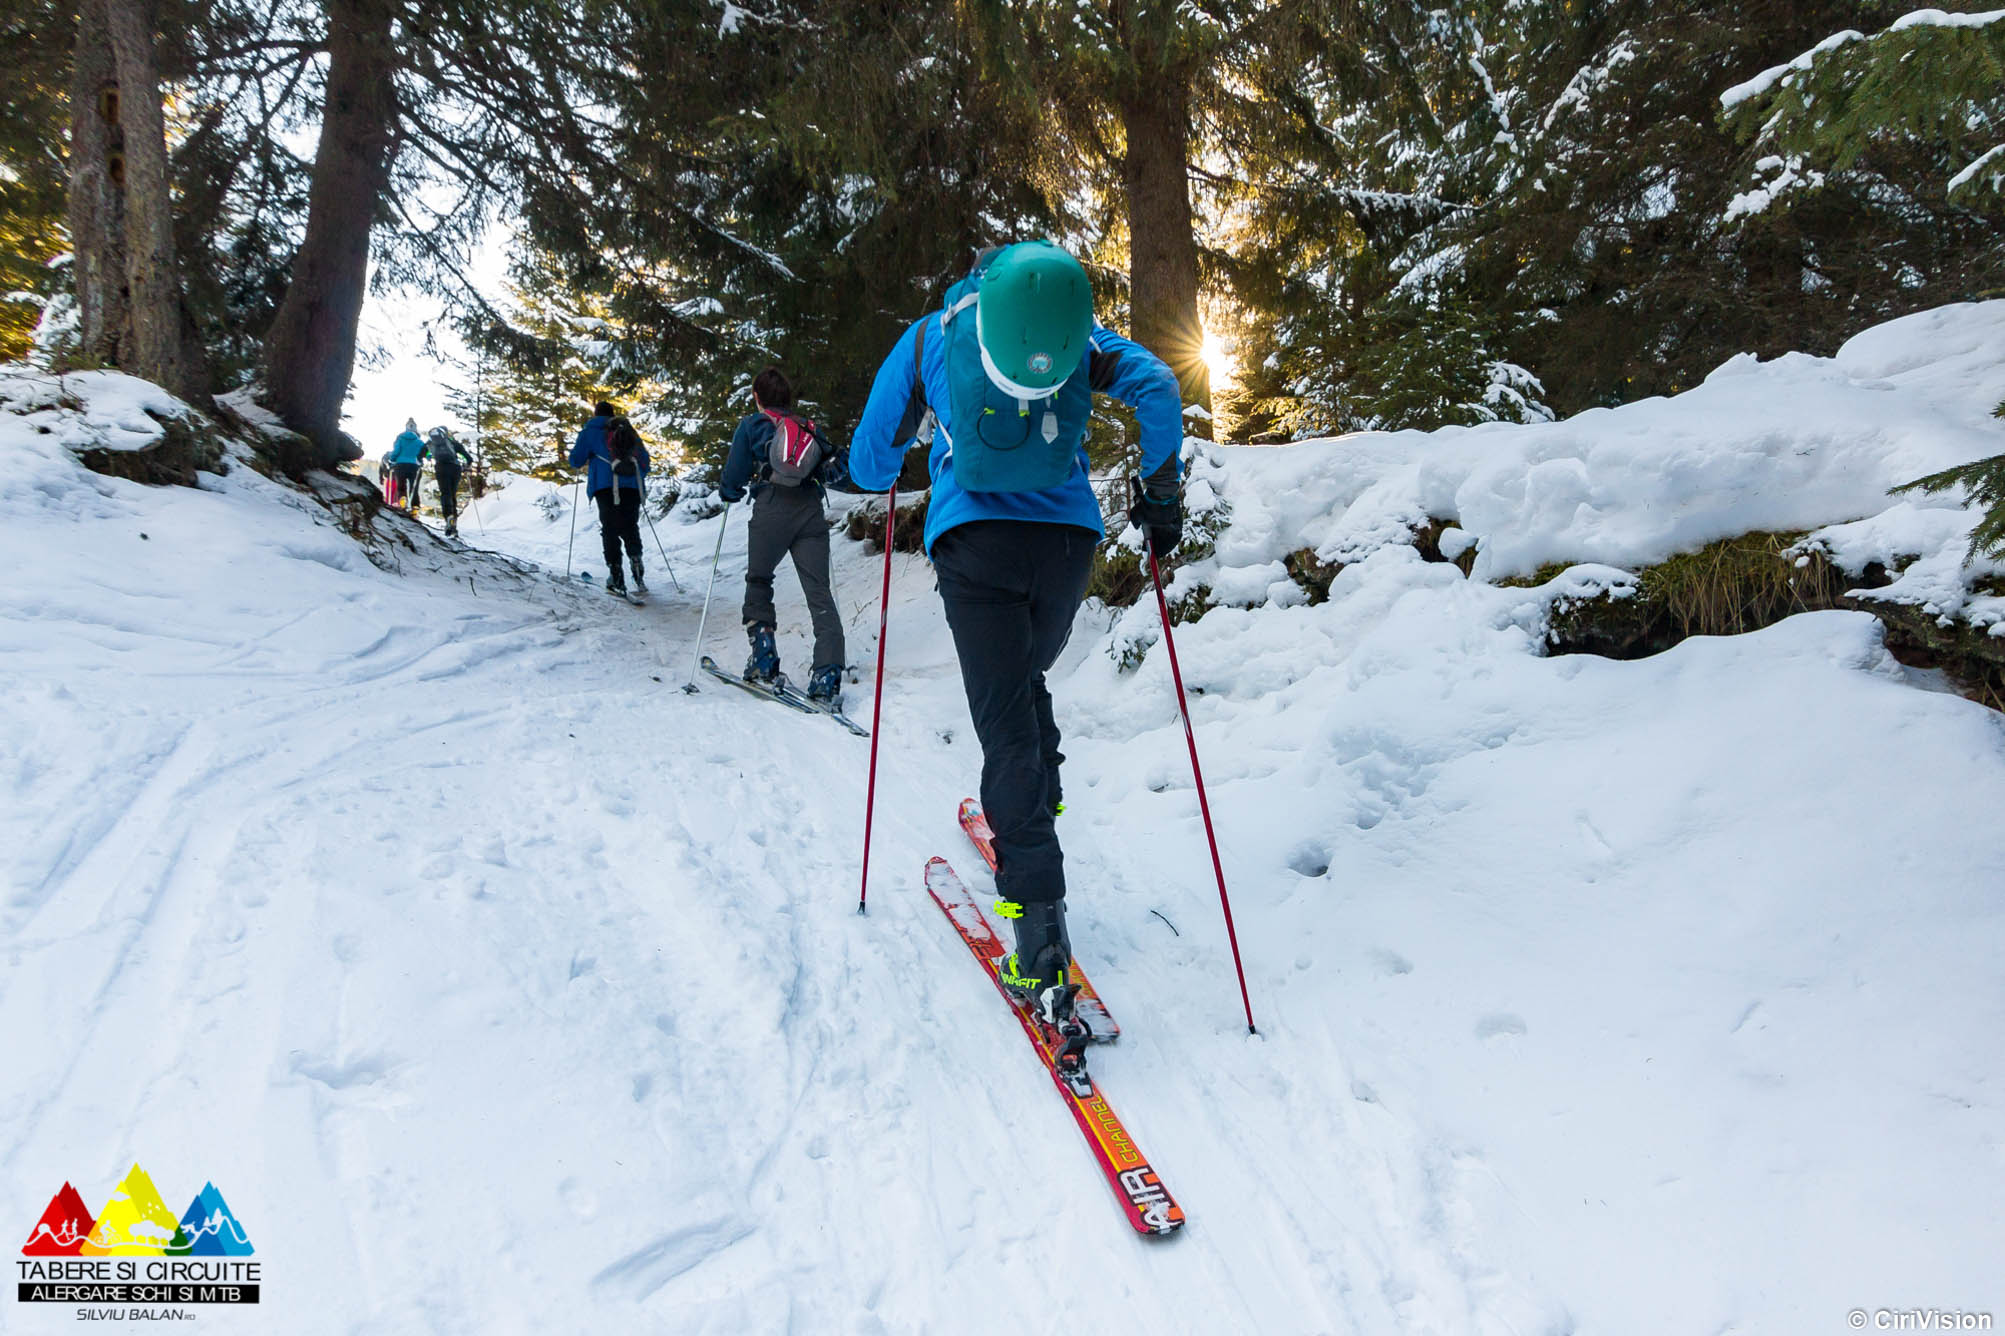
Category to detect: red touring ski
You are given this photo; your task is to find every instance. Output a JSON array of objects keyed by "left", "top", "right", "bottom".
[{"left": 925, "top": 856, "right": 1184, "bottom": 1235}]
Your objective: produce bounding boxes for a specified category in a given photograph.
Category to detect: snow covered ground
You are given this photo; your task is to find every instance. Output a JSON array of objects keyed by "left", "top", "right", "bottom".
[{"left": 4, "top": 307, "right": 2005, "bottom": 1335}]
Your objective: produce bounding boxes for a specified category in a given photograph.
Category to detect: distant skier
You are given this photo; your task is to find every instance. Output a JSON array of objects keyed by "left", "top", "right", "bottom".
[
  {"left": 388, "top": 418, "right": 426, "bottom": 512},
  {"left": 847, "top": 240, "right": 1184, "bottom": 1022},
  {"left": 428, "top": 426, "right": 472, "bottom": 537},
  {"left": 717, "top": 366, "right": 850, "bottom": 707},
  {"left": 569, "top": 402, "right": 650, "bottom": 597},
  {"left": 377, "top": 454, "right": 397, "bottom": 506}
]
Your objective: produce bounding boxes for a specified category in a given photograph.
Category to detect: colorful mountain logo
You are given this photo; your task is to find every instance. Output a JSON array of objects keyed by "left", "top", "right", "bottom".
[
  {"left": 19, "top": 1165, "right": 252, "bottom": 1257},
  {"left": 20, "top": 1182, "right": 94, "bottom": 1255},
  {"left": 177, "top": 1182, "right": 253, "bottom": 1256},
  {"left": 80, "top": 1165, "right": 189, "bottom": 1255}
]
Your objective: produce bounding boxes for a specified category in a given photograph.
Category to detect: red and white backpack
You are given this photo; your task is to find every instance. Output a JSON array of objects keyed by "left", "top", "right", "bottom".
[{"left": 761, "top": 410, "right": 824, "bottom": 487}]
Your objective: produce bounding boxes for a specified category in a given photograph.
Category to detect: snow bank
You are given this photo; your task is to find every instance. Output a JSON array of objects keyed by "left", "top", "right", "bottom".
[
  {"left": 1178, "top": 302, "right": 2005, "bottom": 600},
  {"left": 0, "top": 366, "right": 200, "bottom": 464}
]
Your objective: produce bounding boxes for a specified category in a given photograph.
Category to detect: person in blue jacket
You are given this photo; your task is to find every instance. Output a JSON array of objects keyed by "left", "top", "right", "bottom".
[
  {"left": 569, "top": 402, "right": 651, "bottom": 596},
  {"left": 847, "top": 239, "right": 1185, "bottom": 1023},
  {"left": 388, "top": 418, "right": 426, "bottom": 511}
]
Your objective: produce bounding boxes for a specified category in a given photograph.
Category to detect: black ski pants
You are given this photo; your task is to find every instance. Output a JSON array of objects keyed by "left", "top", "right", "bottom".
[
  {"left": 742, "top": 485, "right": 844, "bottom": 670},
  {"left": 393, "top": 463, "right": 420, "bottom": 508},
  {"left": 595, "top": 485, "right": 642, "bottom": 575},
  {"left": 437, "top": 464, "right": 461, "bottom": 523},
  {"left": 932, "top": 520, "right": 1097, "bottom": 906}
]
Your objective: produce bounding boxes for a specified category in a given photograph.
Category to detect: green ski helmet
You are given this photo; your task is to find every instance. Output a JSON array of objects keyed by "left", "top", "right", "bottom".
[{"left": 976, "top": 240, "right": 1093, "bottom": 399}]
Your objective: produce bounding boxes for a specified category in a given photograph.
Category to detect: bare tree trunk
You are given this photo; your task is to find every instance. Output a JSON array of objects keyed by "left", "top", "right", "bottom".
[
  {"left": 67, "top": 0, "right": 129, "bottom": 368},
  {"left": 261, "top": 0, "right": 399, "bottom": 470},
  {"left": 100, "top": 0, "right": 199, "bottom": 398},
  {"left": 1120, "top": 79, "right": 1209, "bottom": 424}
]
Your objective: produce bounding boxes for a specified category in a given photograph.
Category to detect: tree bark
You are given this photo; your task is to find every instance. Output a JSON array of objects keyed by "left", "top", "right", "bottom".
[
  {"left": 67, "top": 0, "right": 129, "bottom": 368},
  {"left": 101, "top": 0, "right": 199, "bottom": 398},
  {"left": 1120, "top": 79, "right": 1209, "bottom": 423},
  {"left": 260, "top": 0, "right": 399, "bottom": 470}
]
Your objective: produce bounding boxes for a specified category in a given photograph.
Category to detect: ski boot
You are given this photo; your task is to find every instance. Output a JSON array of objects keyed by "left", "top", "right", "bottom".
[
  {"left": 744, "top": 622, "right": 780, "bottom": 683},
  {"left": 605, "top": 569, "right": 627, "bottom": 597},
  {"left": 995, "top": 896, "right": 1089, "bottom": 1090},
  {"left": 806, "top": 664, "right": 843, "bottom": 711},
  {"left": 630, "top": 556, "right": 647, "bottom": 596},
  {"left": 993, "top": 897, "right": 1080, "bottom": 1025}
]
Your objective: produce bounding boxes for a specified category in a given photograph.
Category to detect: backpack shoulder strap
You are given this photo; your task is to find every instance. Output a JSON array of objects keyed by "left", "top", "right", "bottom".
[{"left": 896, "top": 317, "right": 937, "bottom": 448}]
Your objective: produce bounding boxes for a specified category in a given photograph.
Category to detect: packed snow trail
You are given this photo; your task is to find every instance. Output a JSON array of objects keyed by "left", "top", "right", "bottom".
[
  {"left": 5, "top": 320, "right": 2005, "bottom": 1334},
  {"left": 0, "top": 450, "right": 1563, "bottom": 1332}
]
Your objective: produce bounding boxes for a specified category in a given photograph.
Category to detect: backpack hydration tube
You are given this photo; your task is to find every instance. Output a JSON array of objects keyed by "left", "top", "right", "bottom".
[{"left": 761, "top": 410, "right": 824, "bottom": 487}]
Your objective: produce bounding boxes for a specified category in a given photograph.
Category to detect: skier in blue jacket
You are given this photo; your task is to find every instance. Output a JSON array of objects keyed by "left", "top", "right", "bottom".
[
  {"left": 569, "top": 402, "right": 651, "bottom": 596},
  {"left": 847, "top": 239, "right": 1185, "bottom": 1023},
  {"left": 387, "top": 418, "right": 426, "bottom": 511}
]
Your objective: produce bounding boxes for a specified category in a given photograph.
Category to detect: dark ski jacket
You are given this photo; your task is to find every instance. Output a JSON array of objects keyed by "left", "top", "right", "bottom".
[
  {"left": 717, "top": 411, "right": 853, "bottom": 504},
  {"left": 570, "top": 414, "right": 650, "bottom": 497}
]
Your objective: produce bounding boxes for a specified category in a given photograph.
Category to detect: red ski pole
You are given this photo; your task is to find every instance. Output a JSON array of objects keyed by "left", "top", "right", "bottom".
[
  {"left": 857, "top": 486, "right": 897, "bottom": 914},
  {"left": 1146, "top": 541, "right": 1258, "bottom": 1035}
]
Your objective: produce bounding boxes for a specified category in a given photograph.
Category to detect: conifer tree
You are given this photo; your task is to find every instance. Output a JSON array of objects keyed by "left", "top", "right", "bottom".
[
  {"left": 1897, "top": 450, "right": 2005, "bottom": 562},
  {"left": 457, "top": 250, "right": 669, "bottom": 479},
  {"left": 1722, "top": 8, "right": 2005, "bottom": 210},
  {"left": 0, "top": 0, "right": 70, "bottom": 360}
]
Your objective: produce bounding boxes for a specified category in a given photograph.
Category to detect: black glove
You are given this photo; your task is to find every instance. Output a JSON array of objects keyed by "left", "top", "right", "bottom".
[{"left": 1127, "top": 475, "right": 1183, "bottom": 556}]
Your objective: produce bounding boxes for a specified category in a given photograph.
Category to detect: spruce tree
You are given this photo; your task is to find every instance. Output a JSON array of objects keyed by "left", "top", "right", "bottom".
[
  {"left": 457, "top": 250, "right": 669, "bottom": 480},
  {"left": 1722, "top": 8, "right": 2005, "bottom": 209},
  {"left": 0, "top": 0, "right": 70, "bottom": 360}
]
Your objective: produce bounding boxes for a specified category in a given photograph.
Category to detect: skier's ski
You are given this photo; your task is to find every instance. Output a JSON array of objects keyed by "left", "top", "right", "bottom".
[
  {"left": 925, "top": 857, "right": 1183, "bottom": 1236},
  {"left": 957, "top": 798, "right": 1119, "bottom": 1042},
  {"left": 792, "top": 690, "right": 870, "bottom": 738},
  {"left": 699, "top": 655, "right": 820, "bottom": 716},
  {"left": 696, "top": 656, "right": 868, "bottom": 735}
]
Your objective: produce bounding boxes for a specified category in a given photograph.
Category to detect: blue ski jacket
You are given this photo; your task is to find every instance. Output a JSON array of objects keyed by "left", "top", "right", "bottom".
[
  {"left": 569, "top": 415, "right": 650, "bottom": 497},
  {"left": 847, "top": 315, "right": 1183, "bottom": 553},
  {"left": 387, "top": 430, "right": 426, "bottom": 466}
]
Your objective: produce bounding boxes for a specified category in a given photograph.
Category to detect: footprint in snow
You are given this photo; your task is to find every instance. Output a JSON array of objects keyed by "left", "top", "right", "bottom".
[
  {"left": 1475, "top": 1013, "right": 1528, "bottom": 1041},
  {"left": 558, "top": 1177, "right": 599, "bottom": 1221},
  {"left": 290, "top": 1049, "right": 397, "bottom": 1091},
  {"left": 1287, "top": 843, "right": 1331, "bottom": 877},
  {"left": 1370, "top": 948, "right": 1413, "bottom": 977}
]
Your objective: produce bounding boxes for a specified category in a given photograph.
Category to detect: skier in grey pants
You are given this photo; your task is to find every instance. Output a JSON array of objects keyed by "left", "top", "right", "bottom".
[{"left": 717, "top": 366, "right": 851, "bottom": 706}]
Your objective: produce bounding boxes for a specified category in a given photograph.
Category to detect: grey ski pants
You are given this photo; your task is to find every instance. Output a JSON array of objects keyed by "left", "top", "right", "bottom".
[{"left": 742, "top": 484, "right": 845, "bottom": 670}]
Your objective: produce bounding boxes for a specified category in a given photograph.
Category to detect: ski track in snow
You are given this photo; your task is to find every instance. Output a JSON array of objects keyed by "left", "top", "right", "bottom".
[
  {"left": 7, "top": 341, "right": 2005, "bottom": 1330},
  {"left": 0, "top": 465, "right": 1573, "bottom": 1334}
]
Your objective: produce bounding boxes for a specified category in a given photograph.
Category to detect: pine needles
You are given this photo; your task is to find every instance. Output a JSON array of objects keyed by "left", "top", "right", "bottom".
[{"left": 1894, "top": 447, "right": 2005, "bottom": 562}]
